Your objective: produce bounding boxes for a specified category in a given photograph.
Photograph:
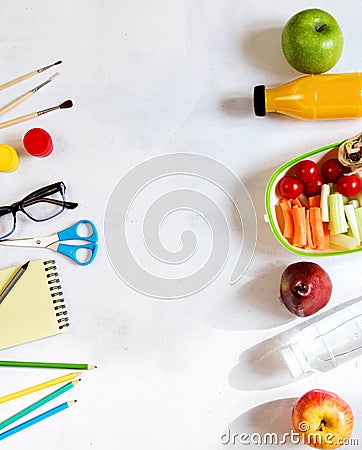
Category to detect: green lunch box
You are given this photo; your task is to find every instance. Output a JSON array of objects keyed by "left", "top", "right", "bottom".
[{"left": 264, "top": 138, "right": 362, "bottom": 257}]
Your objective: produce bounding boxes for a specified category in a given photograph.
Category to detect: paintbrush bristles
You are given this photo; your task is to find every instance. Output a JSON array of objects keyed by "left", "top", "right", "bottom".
[
  {"left": 31, "top": 73, "right": 60, "bottom": 94},
  {"left": 59, "top": 100, "right": 73, "bottom": 109},
  {"left": 38, "top": 100, "right": 73, "bottom": 115},
  {"left": 48, "top": 73, "right": 60, "bottom": 81},
  {"left": 37, "top": 61, "right": 63, "bottom": 73}
]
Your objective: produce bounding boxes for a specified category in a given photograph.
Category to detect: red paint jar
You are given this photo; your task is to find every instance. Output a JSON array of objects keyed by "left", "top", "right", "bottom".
[{"left": 23, "top": 128, "right": 53, "bottom": 157}]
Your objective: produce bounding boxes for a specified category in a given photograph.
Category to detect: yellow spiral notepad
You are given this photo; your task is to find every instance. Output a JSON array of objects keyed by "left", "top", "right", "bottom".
[{"left": 0, "top": 259, "right": 69, "bottom": 350}]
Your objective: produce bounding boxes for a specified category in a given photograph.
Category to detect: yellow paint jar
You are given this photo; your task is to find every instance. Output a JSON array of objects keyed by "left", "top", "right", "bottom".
[{"left": 0, "top": 144, "right": 20, "bottom": 172}]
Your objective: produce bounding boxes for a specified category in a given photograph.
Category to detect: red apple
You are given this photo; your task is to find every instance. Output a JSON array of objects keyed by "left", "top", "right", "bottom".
[
  {"left": 280, "top": 261, "right": 332, "bottom": 316},
  {"left": 292, "top": 389, "right": 354, "bottom": 449}
]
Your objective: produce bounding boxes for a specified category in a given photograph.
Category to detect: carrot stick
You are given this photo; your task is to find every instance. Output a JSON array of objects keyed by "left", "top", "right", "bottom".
[
  {"left": 305, "top": 209, "right": 315, "bottom": 248},
  {"left": 308, "top": 195, "right": 321, "bottom": 208},
  {"left": 309, "top": 195, "right": 321, "bottom": 208},
  {"left": 291, "top": 198, "right": 302, "bottom": 208},
  {"left": 292, "top": 206, "right": 307, "bottom": 247},
  {"left": 309, "top": 207, "right": 326, "bottom": 249},
  {"left": 279, "top": 199, "right": 294, "bottom": 239}
]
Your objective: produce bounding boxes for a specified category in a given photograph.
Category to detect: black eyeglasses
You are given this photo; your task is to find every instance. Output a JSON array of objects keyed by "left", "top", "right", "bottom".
[{"left": 0, "top": 181, "right": 78, "bottom": 239}]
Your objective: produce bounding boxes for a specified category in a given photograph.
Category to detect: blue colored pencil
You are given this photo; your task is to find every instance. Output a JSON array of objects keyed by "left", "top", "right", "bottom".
[
  {"left": 0, "top": 400, "right": 76, "bottom": 441},
  {"left": 0, "top": 380, "right": 79, "bottom": 431}
]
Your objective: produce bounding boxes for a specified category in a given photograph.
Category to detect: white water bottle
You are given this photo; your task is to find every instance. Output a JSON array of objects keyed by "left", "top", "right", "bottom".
[{"left": 281, "top": 296, "right": 362, "bottom": 378}]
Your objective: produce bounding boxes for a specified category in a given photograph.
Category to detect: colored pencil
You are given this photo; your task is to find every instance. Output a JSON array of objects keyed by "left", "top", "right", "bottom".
[
  {"left": 0, "top": 361, "right": 96, "bottom": 370},
  {"left": 0, "top": 380, "right": 79, "bottom": 430},
  {"left": 0, "top": 371, "right": 81, "bottom": 404},
  {"left": 0, "top": 401, "right": 76, "bottom": 441}
]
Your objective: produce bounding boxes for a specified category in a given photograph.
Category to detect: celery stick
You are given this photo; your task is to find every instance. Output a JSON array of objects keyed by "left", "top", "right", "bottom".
[
  {"left": 329, "top": 234, "right": 357, "bottom": 250},
  {"left": 320, "top": 184, "right": 330, "bottom": 222},
  {"left": 328, "top": 193, "right": 348, "bottom": 235},
  {"left": 349, "top": 199, "right": 359, "bottom": 208},
  {"left": 344, "top": 204, "right": 361, "bottom": 245},
  {"left": 355, "top": 207, "right": 362, "bottom": 239}
]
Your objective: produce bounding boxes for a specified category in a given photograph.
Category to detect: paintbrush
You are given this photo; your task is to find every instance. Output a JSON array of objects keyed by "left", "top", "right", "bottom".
[
  {"left": 0, "top": 61, "right": 62, "bottom": 91},
  {"left": 0, "top": 73, "right": 60, "bottom": 117},
  {"left": 0, "top": 100, "right": 73, "bottom": 129}
]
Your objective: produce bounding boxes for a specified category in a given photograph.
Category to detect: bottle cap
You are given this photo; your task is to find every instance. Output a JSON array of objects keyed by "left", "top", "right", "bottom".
[
  {"left": 0, "top": 144, "right": 20, "bottom": 172},
  {"left": 253, "top": 85, "right": 266, "bottom": 117},
  {"left": 23, "top": 128, "right": 53, "bottom": 157}
]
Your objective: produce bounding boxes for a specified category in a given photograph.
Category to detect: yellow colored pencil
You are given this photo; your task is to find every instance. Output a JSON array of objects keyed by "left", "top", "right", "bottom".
[{"left": 0, "top": 371, "right": 82, "bottom": 404}]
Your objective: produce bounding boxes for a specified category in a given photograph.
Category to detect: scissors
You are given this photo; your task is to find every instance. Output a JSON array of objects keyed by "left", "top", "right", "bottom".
[{"left": 0, "top": 220, "right": 98, "bottom": 266}]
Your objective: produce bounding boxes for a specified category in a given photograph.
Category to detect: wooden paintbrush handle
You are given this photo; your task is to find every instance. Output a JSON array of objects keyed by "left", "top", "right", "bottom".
[
  {"left": 0, "top": 91, "right": 33, "bottom": 116},
  {"left": 0, "top": 71, "right": 37, "bottom": 91},
  {"left": 0, "top": 112, "right": 38, "bottom": 129}
]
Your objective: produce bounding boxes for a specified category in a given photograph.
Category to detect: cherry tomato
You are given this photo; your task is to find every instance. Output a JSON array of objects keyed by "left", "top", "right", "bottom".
[
  {"left": 295, "top": 160, "right": 319, "bottom": 182},
  {"left": 321, "top": 158, "right": 347, "bottom": 183},
  {"left": 303, "top": 175, "right": 324, "bottom": 196},
  {"left": 279, "top": 176, "right": 303, "bottom": 199},
  {"left": 336, "top": 174, "right": 361, "bottom": 197}
]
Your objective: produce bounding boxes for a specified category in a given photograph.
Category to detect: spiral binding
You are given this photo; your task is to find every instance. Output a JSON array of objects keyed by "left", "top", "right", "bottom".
[{"left": 43, "top": 260, "right": 69, "bottom": 330}]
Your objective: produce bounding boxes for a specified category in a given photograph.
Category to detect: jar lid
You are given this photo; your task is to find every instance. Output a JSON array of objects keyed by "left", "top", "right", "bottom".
[
  {"left": 23, "top": 128, "right": 53, "bottom": 157},
  {"left": 0, "top": 144, "right": 20, "bottom": 172}
]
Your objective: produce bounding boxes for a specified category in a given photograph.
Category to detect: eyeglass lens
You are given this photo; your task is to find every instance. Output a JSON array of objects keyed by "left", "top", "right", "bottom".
[
  {"left": 0, "top": 207, "right": 15, "bottom": 239},
  {"left": 22, "top": 189, "right": 66, "bottom": 221}
]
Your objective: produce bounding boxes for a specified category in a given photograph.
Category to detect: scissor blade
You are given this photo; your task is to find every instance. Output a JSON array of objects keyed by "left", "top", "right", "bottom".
[{"left": 0, "top": 236, "right": 55, "bottom": 248}]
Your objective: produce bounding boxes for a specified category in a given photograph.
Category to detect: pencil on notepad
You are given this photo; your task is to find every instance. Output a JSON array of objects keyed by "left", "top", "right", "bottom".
[
  {"left": 0, "top": 360, "right": 96, "bottom": 370},
  {"left": 0, "top": 380, "right": 80, "bottom": 431},
  {"left": 0, "top": 401, "right": 76, "bottom": 441},
  {"left": 0, "top": 371, "right": 82, "bottom": 404}
]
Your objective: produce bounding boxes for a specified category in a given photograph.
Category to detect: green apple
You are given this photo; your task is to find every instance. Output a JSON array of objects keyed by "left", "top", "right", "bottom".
[{"left": 281, "top": 9, "right": 344, "bottom": 74}]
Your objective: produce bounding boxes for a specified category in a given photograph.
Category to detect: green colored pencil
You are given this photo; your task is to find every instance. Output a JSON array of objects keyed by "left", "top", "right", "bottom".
[
  {"left": 0, "top": 361, "right": 96, "bottom": 370},
  {"left": 0, "top": 380, "right": 79, "bottom": 430}
]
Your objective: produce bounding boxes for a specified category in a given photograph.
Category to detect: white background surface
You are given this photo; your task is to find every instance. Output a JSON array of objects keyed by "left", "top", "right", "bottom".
[{"left": 0, "top": 0, "right": 361, "bottom": 448}]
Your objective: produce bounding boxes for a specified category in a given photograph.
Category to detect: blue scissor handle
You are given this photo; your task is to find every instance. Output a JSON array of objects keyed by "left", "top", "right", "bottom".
[
  {"left": 57, "top": 242, "right": 98, "bottom": 266},
  {"left": 57, "top": 220, "right": 98, "bottom": 243}
]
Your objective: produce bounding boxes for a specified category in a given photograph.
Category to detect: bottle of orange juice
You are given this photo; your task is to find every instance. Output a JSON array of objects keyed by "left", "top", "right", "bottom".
[{"left": 254, "top": 72, "right": 362, "bottom": 120}]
